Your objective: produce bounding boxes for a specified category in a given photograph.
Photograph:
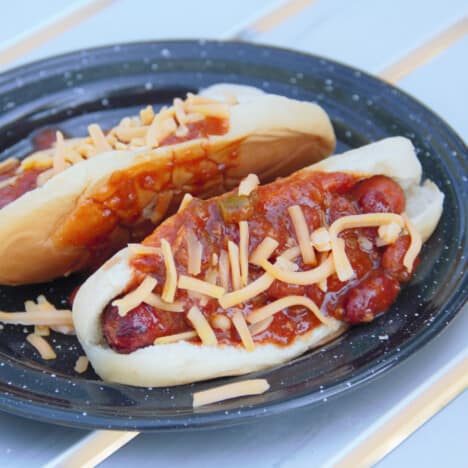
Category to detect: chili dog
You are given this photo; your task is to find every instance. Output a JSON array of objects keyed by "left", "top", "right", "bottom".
[
  {"left": 0, "top": 85, "right": 335, "bottom": 285},
  {"left": 73, "top": 136, "right": 444, "bottom": 387}
]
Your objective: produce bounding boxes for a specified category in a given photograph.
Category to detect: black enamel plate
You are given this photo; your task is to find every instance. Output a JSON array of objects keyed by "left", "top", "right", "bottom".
[{"left": 0, "top": 41, "right": 466, "bottom": 431}]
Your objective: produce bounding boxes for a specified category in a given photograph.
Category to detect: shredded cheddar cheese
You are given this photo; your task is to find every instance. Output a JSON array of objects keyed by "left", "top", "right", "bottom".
[
  {"left": 161, "top": 239, "right": 177, "bottom": 303},
  {"left": 219, "top": 273, "right": 274, "bottom": 309},
  {"left": 288, "top": 205, "right": 316, "bottom": 265},
  {"left": 247, "top": 295, "right": 334, "bottom": 327},
  {"left": 187, "top": 306, "right": 217, "bottom": 346},
  {"left": 329, "top": 213, "right": 405, "bottom": 282},
  {"left": 228, "top": 240, "right": 242, "bottom": 291},
  {"left": 53, "top": 131, "right": 66, "bottom": 175},
  {"left": 74, "top": 356, "right": 89, "bottom": 373},
  {"left": 112, "top": 276, "right": 157, "bottom": 317},
  {"left": 402, "top": 213, "right": 422, "bottom": 271},
  {"left": 218, "top": 250, "right": 230, "bottom": 291},
  {"left": 88, "top": 124, "right": 112, "bottom": 152},
  {"left": 25, "top": 300, "right": 49, "bottom": 336},
  {"left": 239, "top": 221, "right": 249, "bottom": 287},
  {"left": 193, "top": 379, "right": 270, "bottom": 408},
  {"left": 238, "top": 173, "right": 260, "bottom": 196},
  {"left": 232, "top": 311, "right": 255, "bottom": 351},
  {"left": 260, "top": 255, "right": 335, "bottom": 286},
  {"left": 186, "top": 229, "right": 202, "bottom": 276},
  {"left": 26, "top": 334, "right": 56, "bottom": 360},
  {"left": 128, "top": 244, "right": 162, "bottom": 256},
  {"left": 178, "top": 193, "right": 193, "bottom": 212},
  {"left": 249, "top": 237, "right": 279, "bottom": 266},
  {"left": 154, "top": 331, "right": 197, "bottom": 344},
  {"left": 0, "top": 310, "right": 73, "bottom": 327},
  {"left": 249, "top": 316, "right": 273, "bottom": 336},
  {"left": 145, "top": 293, "right": 184, "bottom": 312},
  {"left": 178, "top": 275, "right": 225, "bottom": 299}
]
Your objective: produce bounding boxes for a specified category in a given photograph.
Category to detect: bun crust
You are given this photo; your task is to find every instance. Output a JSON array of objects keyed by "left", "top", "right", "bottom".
[{"left": 73, "top": 137, "right": 444, "bottom": 387}]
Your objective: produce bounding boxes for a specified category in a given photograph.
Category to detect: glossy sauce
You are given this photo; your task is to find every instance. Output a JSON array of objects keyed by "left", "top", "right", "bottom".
[
  {"left": 53, "top": 116, "right": 230, "bottom": 251},
  {"left": 102, "top": 171, "right": 415, "bottom": 354},
  {"left": 0, "top": 117, "right": 228, "bottom": 217}
]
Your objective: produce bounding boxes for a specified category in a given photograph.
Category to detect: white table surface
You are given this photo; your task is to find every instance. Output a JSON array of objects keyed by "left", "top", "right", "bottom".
[{"left": 0, "top": 1, "right": 466, "bottom": 466}]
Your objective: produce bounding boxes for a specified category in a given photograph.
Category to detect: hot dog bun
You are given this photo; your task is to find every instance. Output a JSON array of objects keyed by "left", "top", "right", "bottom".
[
  {"left": 0, "top": 91, "right": 335, "bottom": 285},
  {"left": 73, "top": 137, "right": 444, "bottom": 387}
]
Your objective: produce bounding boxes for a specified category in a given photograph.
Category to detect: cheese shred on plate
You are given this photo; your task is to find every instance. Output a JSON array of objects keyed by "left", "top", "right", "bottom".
[
  {"left": 178, "top": 275, "right": 225, "bottom": 299},
  {"left": 161, "top": 239, "right": 178, "bottom": 303},
  {"left": 74, "top": 356, "right": 89, "bottom": 373},
  {"left": 193, "top": 379, "right": 270, "bottom": 408},
  {"left": 26, "top": 333, "right": 56, "bottom": 360},
  {"left": 112, "top": 276, "right": 157, "bottom": 316},
  {"left": 232, "top": 311, "right": 255, "bottom": 351},
  {"left": 288, "top": 205, "right": 316, "bottom": 265},
  {"left": 247, "top": 295, "right": 334, "bottom": 327},
  {"left": 53, "top": 131, "right": 66, "bottom": 175},
  {"left": 88, "top": 124, "right": 112, "bottom": 152},
  {"left": 187, "top": 306, "right": 218, "bottom": 346},
  {"left": 0, "top": 309, "right": 73, "bottom": 327}
]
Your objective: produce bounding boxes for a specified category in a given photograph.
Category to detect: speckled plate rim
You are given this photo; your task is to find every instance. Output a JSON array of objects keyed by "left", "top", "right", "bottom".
[{"left": 0, "top": 40, "right": 466, "bottom": 431}]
